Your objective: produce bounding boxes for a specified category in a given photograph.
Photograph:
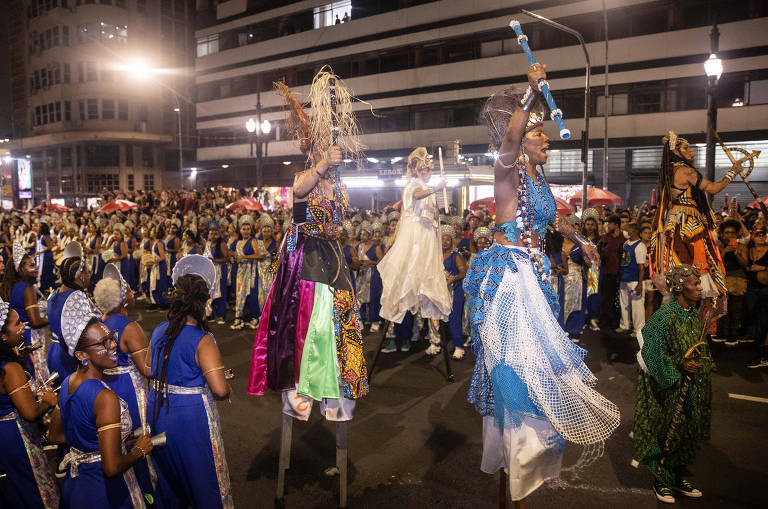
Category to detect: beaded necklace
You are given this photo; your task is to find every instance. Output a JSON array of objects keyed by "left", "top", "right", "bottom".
[{"left": 515, "top": 155, "right": 546, "bottom": 277}]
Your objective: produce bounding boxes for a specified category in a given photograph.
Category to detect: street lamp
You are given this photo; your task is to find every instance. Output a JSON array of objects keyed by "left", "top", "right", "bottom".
[
  {"left": 704, "top": 25, "right": 722, "bottom": 189},
  {"left": 245, "top": 89, "right": 272, "bottom": 189}
]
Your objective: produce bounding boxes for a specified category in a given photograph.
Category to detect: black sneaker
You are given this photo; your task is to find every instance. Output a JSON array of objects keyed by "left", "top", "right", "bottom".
[
  {"left": 654, "top": 480, "right": 675, "bottom": 504},
  {"left": 673, "top": 479, "right": 702, "bottom": 498}
]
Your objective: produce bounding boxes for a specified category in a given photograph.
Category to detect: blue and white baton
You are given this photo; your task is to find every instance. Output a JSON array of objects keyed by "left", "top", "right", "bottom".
[{"left": 509, "top": 20, "right": 571, "bottom": 140}]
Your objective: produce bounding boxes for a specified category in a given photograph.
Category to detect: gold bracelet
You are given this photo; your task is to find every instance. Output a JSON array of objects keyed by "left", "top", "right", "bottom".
[
  {"left": 133, "top": 444, "right": 147, "bottom": 457},
  {"left": 97, "top": 423, "right": 122, "bottom": 433},
  {"left": 130, "top": 347, "right": 148, "bottom": 355},
  {"left": 202, "top": 365, "right": 225, "bottom": 376}
]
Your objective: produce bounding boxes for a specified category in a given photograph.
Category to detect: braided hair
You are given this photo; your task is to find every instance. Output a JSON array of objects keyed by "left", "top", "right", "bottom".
[
  {"left": 151, "top": 274, "right": 210, "bottom": 423},
  {"left": 0, "top": 254, "right": 29, "bottom": 302},
  {"left": 0, "top": 310, "right": 22, "bottom": 377},
  {"left": 59, "top": 256, "right": 86, "bottom": 290}
]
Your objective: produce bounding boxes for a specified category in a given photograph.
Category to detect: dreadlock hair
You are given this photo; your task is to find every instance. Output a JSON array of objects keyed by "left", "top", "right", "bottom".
[
  {"left": 0, "top": 254, "right": 30, "bottom": 302},
  {"left": 59, "top": 256, "right": 86, "bottom": 290},
  {"left": 656, "top": 137, "right": 714, "bottom": 228},
  {"left": 0, "top": 309, "right": 22, "bottom": 377},
  {"left": 151, "top": 274, "right": 211, "bottom": 423}
]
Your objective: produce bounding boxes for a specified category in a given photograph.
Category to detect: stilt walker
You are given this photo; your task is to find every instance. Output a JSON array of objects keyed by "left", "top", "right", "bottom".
[
  {"left": 247, "top": 67, "right": 368, "bottom": 508},
  {"left": 465, "top": 22, "right": 619, "bottom": 505}
]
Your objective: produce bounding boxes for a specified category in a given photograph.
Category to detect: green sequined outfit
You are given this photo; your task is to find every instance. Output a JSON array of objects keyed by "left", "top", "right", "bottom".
[{"left": 632, "top": 299, "right": 713, "bottom": 487}]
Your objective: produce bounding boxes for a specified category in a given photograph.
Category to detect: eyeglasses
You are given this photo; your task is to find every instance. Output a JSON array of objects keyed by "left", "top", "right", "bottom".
[{"left": 81, "top": 330, "right": 118, "bottom": 351}]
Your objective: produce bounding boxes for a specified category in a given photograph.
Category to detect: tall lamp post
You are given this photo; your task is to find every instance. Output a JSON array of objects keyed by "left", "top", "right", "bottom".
[
  {"left": 704, "top": 24, "right": 722, "bottom": 191},
  {"left": 245, "top": 92, "right": 271, "bottom": 190},
  {"left": 173, "top": 96, "right": 183, "bottom": 189}
]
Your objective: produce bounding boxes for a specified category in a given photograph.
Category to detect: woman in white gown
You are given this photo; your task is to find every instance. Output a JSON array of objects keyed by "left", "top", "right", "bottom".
[{"left": 378, "top": 147, "right": 452, "bottom": 327}]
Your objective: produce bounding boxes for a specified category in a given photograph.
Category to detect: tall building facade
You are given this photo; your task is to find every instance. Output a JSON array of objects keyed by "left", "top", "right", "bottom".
[
  {"left": 193, "top": 0, "right": 768, "bottom": 207},
  {"left": 6, "top": 0, "right": 196, "bottom": 205}
]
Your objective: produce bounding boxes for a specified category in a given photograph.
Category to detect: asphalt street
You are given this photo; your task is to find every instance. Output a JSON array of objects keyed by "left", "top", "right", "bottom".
[{"left": 130, "top": 304, "right": 767, "bottom": 509}]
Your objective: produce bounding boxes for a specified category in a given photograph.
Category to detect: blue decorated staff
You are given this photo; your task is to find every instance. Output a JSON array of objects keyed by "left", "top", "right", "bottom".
[{"left": 509, "top": 20, "right": 571, "bottom": 140}]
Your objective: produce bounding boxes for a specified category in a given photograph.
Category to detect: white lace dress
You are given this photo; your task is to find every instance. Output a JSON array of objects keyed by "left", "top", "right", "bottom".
[{"left": 377, "top": 179, "right": 452, "bottom": 323}]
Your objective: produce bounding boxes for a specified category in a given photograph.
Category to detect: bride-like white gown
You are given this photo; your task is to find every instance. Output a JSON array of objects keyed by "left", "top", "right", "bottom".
[{"left": 377, "top": 179, "right": 452, "bottom": 323}]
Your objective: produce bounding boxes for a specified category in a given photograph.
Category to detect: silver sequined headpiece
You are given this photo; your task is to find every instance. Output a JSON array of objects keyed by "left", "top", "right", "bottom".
[
  {"left": 61, "top": 291, "right": 101, "bottom": 356},
  {"left": 171, "top": 254, "right": 216, "bottom": 297},
  {"left": 0, "top": 297, "right": 9, "bottom": 332},
  {"left": 12, "top": 238, "right": 25, "bottom": 271},
  {"left": 440, "top": 224, "right": 456, "bottom": 239},
  {"left": 103, "top": 264, "right": 128, "bottom": 304},
  {"left": 473, "top": 226, "right": 492, "bottom": 240}
]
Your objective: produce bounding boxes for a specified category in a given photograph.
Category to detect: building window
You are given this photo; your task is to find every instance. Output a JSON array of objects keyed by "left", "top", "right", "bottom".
[
  {"left": 55, "top": 101, "right": 62, "bottom": 122},
  {"left": 61, "top": 175, "right": 74, "bottom": 193},
  {"left": 62, "top": 25, "right": 69, "bottom": 46},
  {"left": 143, "top": 173, "right": 154, "bottom": 191},
  {"left": 87, "top": 98, "right": 98, "bottom": 119},
  {"left": 85, "top": 145, "right": 120, "bottom": 167},
  {"left": 141, "top": 146, "right": 152, "bottom": 168},
  {"left": 35, "top": 106, "right": 42, "bottom": 126},
  {"left": 78, "top": 100, "right": 85, "bottom": 120},
  {"left": 118, "top": 100, "right": 128, "bottom": 120},
  {"left": 77, "top": 63, "right": 84, "bottom": 83},
  {"left": 63, "top": 63, "right": 70, "bottom": 83},
  {"left": 138, "top": 103, "right": 148, "bottom": 122},
  {"left": 127, "top": 173, "right": 134, "bottom": 191},
  {"left": 102, "top": 99, "right": 115, "bottom": 119},
  {"left": 86, "top": 61, "right": 97, "bottom": 81},
  {"left": 125, "top": 145, "right": 133, "bottom": 167},
  {"left": 87, "top": 173, "right": 120, "bottom": 193},
  {"left": 64, "top": 101, "right": 71, "bottom": 120},
  {"left": 196, "top": 34, "right": 219, "bottom": 57},
  {"left": 61, "top": 147, "right": 73, "bottom": 167},
  {"left": 313, "top": 0, "right": 351, "bottom": 29}
]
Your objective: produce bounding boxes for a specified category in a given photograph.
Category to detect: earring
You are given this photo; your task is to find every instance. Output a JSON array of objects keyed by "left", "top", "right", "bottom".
[{"left": 82, "top": 359, "right": 88, "bottom": 367}]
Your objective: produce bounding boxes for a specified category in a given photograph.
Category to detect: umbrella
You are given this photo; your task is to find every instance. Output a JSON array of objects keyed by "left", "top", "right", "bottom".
[
  {"left": 384, "top": 200, "right": 402, "bottom": 212},
  {"left": 746, "top": 196, "right": 768, "bottom": 209},
  {"left": 469, "top": 197, "right": 496, "bottom": 216},
  {"left": 33, "top": 201, "right": 71, "bottom": 213},
  {"left": 97, "top": 199, "right": 138, "bottom": 213},
  {"left": 226, "top": 198, "right": 264, "bottom": 213},
  {"left": 554, "top": 196, "right": 573, "bottom": 216},
  {"left": 569, "top": 187, "right": 624, "bottom": 207}
]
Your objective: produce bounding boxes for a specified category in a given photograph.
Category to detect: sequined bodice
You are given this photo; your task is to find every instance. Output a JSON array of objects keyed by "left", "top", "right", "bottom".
[{"left": 495, "top": 173, "right": 557, "bottom": 243}]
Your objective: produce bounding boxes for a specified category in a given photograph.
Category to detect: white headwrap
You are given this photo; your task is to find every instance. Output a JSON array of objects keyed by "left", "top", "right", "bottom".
[
  {"left": 102, "top": 264, "right": 128, "bottom": 304},
  {"left": 171, "top": 254, "right": 216, "bottom": 296},
  {"left": 61, "top": 291, "right": 101, "bottom": 356},
  {"left": 62, "top": 240, "right": 86, "bottom": 273}
]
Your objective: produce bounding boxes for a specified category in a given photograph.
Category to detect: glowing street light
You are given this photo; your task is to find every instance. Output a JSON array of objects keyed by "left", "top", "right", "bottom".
[{"left": 704, "top": 53, "right": 723, "bottom": 80}]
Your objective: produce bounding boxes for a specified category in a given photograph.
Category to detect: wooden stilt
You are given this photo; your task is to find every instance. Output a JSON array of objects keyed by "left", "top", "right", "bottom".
[
  {"left": 275, "top": 414, "right": 293, "bottom": 505},
  {"left": 367, "top": 320, "right": 390, "bottom": 383},
  {"left": 438, "top": 320, "right": 455, "bottom": 382},
  {"left": 336, "top": 421, "right": 348, "bottom": 508},
  {"left": 499, "top": 470, "right": 506, "bottom": 509}
]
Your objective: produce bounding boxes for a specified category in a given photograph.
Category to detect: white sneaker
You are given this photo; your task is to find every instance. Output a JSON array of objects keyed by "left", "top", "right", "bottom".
[
  {"left": 425, "top": 343, "right": 441, "bottom": 355},
  {"left": 230, "top": 319, "right": 244, "bottom": 330},
  {"left": 216, "top": 318, "right": 226, "bottom": 325},
  {"left": 247, "top": 318, "right": 259, "bottom": 330},
  {"left": 589, "top": 319, "right": 600, "bottom": 331},
  {"left": 369, "top": 323, "right": 380, "bottom": 333},
  {"left": 463, "top": 337, "right": 472, "bottom": 348},
  {"left": 452, "top": 347, "right": 465, "bottom": 360}
]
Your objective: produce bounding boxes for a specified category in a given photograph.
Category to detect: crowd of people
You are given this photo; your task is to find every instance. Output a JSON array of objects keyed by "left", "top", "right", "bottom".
[{"left": 0, "top": 62, "right": 766, "bottom": 508}]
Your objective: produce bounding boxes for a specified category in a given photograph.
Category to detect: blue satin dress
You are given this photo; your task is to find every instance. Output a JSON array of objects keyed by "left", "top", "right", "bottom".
[{"left": 443, "top": 250, "right": 465, "bottom": 348}]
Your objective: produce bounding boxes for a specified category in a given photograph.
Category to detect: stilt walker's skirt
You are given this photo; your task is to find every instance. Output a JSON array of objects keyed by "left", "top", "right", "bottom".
[{"left": 248, "top": 229, "right": 368, "bottom": 402}]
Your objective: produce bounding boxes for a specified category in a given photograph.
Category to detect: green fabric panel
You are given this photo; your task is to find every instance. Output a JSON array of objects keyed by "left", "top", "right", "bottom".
[{"left": 297, "top": 282, "right": 340, "bottom": 400}]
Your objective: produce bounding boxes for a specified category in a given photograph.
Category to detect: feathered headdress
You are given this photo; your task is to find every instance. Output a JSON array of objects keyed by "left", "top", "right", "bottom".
[{"left": 274, "top": 80, "right": 313, "bottom": 154}]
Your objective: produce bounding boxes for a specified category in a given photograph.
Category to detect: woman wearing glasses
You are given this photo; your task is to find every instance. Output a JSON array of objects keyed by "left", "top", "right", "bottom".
[
  {"left": 94, "top": 264, "right": 156, "bottom": 500},
  {"left": 50, "top": 291, "right": 153, "bottom": 508}
]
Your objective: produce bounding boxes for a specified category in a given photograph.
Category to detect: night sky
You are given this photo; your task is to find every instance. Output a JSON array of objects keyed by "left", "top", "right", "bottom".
[{"left": 0, "top": 7, "right": 11, "bottom": 139}]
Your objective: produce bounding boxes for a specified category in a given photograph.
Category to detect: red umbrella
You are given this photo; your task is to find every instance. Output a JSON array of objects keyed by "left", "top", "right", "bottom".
[
  {"left": 226, "top": 198, "right": 264, "bottom": 214},
  {"left": 384, "top": 200, "right": 402, "bottom": 212},
  {"left": 747, "top": 196, "right": 768, "bottom": 209},
  {"left": 554, "top": 196, "right": 573, "bottom": 216},
  {"left": 96, "top": 199, "right": 138, "bottom": 213},
  {"left": 469, "top": 197, "right": 496, "bottom": 216},
  {"left": 33, "top": 201, "right": 71, "bottom": 213},
  {"left": 569, "top": 187, "right": 624, "bottom": 207}
]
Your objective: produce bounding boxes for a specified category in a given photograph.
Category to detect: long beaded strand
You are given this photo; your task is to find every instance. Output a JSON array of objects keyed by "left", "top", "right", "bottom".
[{"left": 516, "top": 155, "right": 546, "bottom": 277}]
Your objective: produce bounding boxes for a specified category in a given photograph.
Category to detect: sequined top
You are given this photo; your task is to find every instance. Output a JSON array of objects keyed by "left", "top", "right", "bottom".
[
  {"left": 495, "top": 173, "right": 557, "bottom": 243},
  {"left": 289, "top": 173, "right": 348, "bottom": 247}
]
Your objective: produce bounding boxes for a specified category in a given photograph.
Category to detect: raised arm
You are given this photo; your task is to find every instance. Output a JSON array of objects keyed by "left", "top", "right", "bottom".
[
  {"left": 293, "top": 146, "right": 343, "bottom": 199},
  {"left": 675, "top": 164, "right": 735, "bottom": 196}
]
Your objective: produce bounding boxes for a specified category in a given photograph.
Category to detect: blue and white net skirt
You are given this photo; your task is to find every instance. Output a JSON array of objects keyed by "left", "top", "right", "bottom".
[{"left": 465, "top": 244, "right": 620, "bottom": 500}]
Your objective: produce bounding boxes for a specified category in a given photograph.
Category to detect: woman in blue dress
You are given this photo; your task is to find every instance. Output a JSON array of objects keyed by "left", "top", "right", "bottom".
[
  {"left": 94, "top": 264, "right": 156, "bottom": 499},
  {"left": 109, "top": 226, "right": 133, "bottom": 292},
  {"left": 226, "top": 222, "right": 238, "bottom": 301},
  {"left": 0, "top": 299, "right": 60, "bottom": 508},
  {"left": 85, "top": 223, "right": 103, "bottom": 293},
  {"left": 148, "top": 255, "right": 233, "bottom": 508},
  {"left": 148, "top": 225, "right": 170, "bottom": 308},
  {"left": 465, "top": 64, "right": 619, "bottom": 503},
  {"left": 358, "top": 225, "right": 384, "bottom": 332},
  {"left": 205, "top": 222, "right": 229, "bottom": 325},
  {"left": 230, "top": 216, "right": 262, "bottom": 330},
  {"left": 546, "top": 230, "right": 566, "bottom": 326},
  {"left": 165, "top": 223, "right": 182, "bottom": 272},
  {"left": 182, "top": 229, "right": 202, "bottom": 256},
  {"left": 50, "top": 291, "right": 153, "bottom": 509},
  {"left": 36, "top": 222, "right": 56, "bottom": 293},
  {"left": 125, "top": 224, "right": 139, "bottom": 291},
  {"left": 440, "top": 225, "right": 468, "bottom": 360},
  {"left": 139, "top": 228, "right": 152, "bottom": 301},
  {"left": 48, "top": 242, "right": 91, "bottom": 384},
  {"left": 1, "top": 240, "right": 49, "bottom": 380}
]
